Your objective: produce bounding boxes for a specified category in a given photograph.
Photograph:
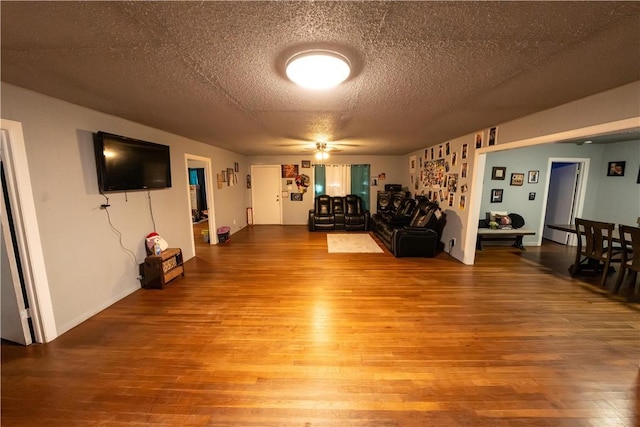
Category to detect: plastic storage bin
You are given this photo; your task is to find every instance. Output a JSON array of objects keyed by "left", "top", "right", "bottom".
[
  {"left": 217, "top": 226, "right": 230, "bottom": 243},
  {"left": 201, "top": 229, "right": 209, "bottom": 243}
]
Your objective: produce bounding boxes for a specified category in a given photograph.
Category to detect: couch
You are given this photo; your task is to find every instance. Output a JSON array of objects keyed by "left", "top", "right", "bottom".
[
  {"left": 371, "top": 197, "right": 446, "bottom": 257},
  {"left": 308, "top": 194, "right": 370, "bottom": 231}
]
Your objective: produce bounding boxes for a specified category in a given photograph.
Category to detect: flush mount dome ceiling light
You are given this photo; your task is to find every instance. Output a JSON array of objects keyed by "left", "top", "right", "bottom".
[{"left": 286, "top": 50, "right": 351, "bottom": 90}]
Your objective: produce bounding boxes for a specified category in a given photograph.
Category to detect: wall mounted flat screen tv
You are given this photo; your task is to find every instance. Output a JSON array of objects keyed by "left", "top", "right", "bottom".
[{"left": 93, "top": 131, "right": 172, "bottom": 192}]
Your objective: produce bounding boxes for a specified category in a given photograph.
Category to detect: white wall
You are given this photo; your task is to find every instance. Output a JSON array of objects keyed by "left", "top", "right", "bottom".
[{"left": 1, "top": 83, "right": 249, "bottom": 336}]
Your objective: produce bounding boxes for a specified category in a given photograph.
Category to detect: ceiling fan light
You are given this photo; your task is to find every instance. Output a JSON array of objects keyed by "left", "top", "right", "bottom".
[
  {"left": 286, "top": 50, "right": 350, "bottom": 90},
  {"left": 315, "top": 151, "right": 329, "bottom": 160}
]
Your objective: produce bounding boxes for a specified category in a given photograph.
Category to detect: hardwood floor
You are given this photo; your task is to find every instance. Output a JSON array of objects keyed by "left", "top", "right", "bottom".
[{"left": 2, "top": 226, "right": 639, "bottom": 426}]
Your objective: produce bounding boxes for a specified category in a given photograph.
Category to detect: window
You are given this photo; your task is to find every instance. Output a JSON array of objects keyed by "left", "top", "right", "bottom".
[{"left": 314, "top": 164, "right": 370, "bottom": 210}]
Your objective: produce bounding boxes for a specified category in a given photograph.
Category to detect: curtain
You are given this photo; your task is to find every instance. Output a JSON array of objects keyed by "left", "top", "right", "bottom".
[
  {"left": 325, "top": 164, "right": 351, "bottom": 196},
  {"left": 351, "top": 164, "right": 370, "bottom": 210},
  {"left": 314, "top": 164, "right": 370, "bottom": 209},
  {"left": 314, "top": 164, "right": 326, "bottom": 195}
]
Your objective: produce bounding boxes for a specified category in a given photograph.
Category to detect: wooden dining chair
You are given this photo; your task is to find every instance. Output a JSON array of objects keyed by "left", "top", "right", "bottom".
[
  {"left": 569, "top": 218, "right": 617, "bottom": 287},
  {"left": 613, "top": 225, "right": 639, "bottom": 296}
]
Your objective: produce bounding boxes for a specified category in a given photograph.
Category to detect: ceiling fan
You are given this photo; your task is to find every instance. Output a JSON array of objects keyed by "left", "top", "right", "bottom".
[
  {"left": 312, "top": 142, "right": 338, "bottom": 160},
  {"left": 279, "top": 137, "right": 361, "bottom": 158}
]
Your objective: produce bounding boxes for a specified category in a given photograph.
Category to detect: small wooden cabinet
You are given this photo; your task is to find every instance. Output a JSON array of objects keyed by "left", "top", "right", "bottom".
[{"left": 143, "top": 248, "right": 184, "bottom": 289}]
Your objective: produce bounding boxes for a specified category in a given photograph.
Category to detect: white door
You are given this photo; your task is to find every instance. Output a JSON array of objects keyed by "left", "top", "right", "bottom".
[
  {"left": 1, "top": 120, "right": 57, "bottom": 343},
  {"left": 251, "top": 165, "right": 281, "bottom": 224},
  {"left": 1, "top": 163, "right": 32, "bottom": 345},
  {"left": 543, "top": 163, "right": 579, "bottom": 244}
]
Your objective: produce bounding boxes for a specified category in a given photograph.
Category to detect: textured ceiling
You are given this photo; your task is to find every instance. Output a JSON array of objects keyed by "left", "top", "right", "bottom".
[{"left": 2, "top": 1, "right": 639, "bottom": 156}]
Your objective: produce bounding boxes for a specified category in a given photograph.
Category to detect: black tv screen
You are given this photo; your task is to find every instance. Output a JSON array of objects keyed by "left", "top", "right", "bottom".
[{"left": 93, "top": 131, "right": 172, "bottom": 192}]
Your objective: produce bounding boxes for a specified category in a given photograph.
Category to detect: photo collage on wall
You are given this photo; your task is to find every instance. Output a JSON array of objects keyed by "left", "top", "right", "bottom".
[{"left": 412, "top": 127, "right": 498, "bottom": 211}]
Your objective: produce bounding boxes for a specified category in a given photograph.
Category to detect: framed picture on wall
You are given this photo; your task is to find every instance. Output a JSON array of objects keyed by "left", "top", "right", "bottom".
[
  {"left": 474, "top": 132, "right": 483, "bottom": 149},
  {"left": 301, "top": 160, "right": 311, "bottom": 168},
  {"left": 291, "top": 193, "right": 303, "bottom": 201},
  {"left": 488, "top": 126, "right": 498, "bottom": 146},
  {"left": 491, "top": 166, "right": 506, "bottom": 180},
  {"left": 529, "top": 192, "right": 536, "bottom": 201},
  {"left": 607, "top": 161, "right": 625, "bottom": 176},
  {"left": 281, "top": 164, "right": 299, "bottom": 178},
  {"left": 491, "top": 189, "right": 503, "bottom": 203},
  {"left": 528, "top": 170, "right": 539, "bottom": 183},
  {"left": 510, "top": 173, "right": 524, "bottom": 186}
]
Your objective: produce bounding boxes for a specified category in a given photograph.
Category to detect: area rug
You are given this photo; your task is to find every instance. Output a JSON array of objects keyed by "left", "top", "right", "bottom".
[{"left": 326, "top": 233, "right": 384, "bottom": 253}]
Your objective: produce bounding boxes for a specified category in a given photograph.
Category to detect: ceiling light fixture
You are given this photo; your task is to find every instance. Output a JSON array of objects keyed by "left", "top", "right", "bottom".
[
  {"left": 286, "top": 50, "right": 351, "bottom": 90},
  {"left": 315, "top": 142, "right": 330, "bottom": 160}
]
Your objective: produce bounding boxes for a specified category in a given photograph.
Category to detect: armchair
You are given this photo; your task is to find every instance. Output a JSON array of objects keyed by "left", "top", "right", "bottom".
[
  {"left": 308, "top": 195, "right": 334, "bottom": 231},
  {"left": 344, "top": 195, "right": 370, "bottom": 231}
]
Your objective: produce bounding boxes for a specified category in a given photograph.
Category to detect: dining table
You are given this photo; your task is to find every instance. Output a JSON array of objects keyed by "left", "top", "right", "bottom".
[{"left": 546, "top": 223, "right": 624, "bottom": 243}]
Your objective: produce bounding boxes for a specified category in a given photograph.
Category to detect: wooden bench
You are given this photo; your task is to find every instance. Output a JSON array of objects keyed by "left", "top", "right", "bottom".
[{"left": 476, "top": 228, "right": 536, "bottom": 250}]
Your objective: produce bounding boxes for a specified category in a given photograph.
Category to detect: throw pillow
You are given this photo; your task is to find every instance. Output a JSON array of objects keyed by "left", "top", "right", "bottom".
[
  {"left": 496, "top": 214, "right": 513, "bottom": 229},
  {"left": 488, "top": 210, "right": 508, "bottom": 222}
]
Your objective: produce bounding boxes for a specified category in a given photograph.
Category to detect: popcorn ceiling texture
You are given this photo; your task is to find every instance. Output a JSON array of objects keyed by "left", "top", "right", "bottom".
[{"left": 1, "top": 1, "right": 638, "bottom": 155}]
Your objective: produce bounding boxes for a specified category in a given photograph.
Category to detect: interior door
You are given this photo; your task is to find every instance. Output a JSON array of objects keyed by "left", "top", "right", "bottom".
[
  {"left": 251, "top": 165, "right": 281, "bottom": 224},
  {"left": 543, "top": 162, "right": 579, "bottom": 244},
  {"left": 1, "top": 162, "right": 33, "bottom": 345}
]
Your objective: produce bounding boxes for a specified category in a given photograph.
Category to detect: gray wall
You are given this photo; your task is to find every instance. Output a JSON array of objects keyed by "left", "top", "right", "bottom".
[{"left": 480, "top": 141, "right": 640, "bottom": 245}]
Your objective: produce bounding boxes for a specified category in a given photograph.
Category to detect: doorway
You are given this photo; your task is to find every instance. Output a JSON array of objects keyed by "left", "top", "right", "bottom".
[
  {"left": 542, "top": 158, "right": 589, "bottom": 246},
  {"left": 0, "top": 119, "right": 57, "bottom": 343},
  {"left": 1, "top": 161, "right": 33, "bottom": 345},
  {"left": 185, "top": 155, "right": 215, "bottom": 255},
  {"left": 250, "top": 165, "right": 281, "bottom": 224}
]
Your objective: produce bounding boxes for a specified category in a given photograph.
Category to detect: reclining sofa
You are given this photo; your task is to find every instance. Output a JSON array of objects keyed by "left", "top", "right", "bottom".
[
  {"left": 371, "top": 196, "right": 446, "bottom": 257},
  {"left": 308, "top": 194, "right": 370, "bottom": 231}
]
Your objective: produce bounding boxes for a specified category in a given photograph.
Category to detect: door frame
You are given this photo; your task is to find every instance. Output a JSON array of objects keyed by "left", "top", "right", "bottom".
[
  {"left": 539, "top": 158, "right": 589, "bottom": 246},
  {"left": 1, "top": 119, "right": 57, "bottom": 343},
  {"left": 463, "top": 117, "right": 639, "bottom": 265},
  {"left": 1, "top": 175, "right": 33, "bottom": 345},
  {"left": 184, "top": 154, "right": 216, "bottom": 253}
]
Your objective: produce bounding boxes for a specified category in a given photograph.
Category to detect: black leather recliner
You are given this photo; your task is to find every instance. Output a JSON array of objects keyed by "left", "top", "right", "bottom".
[
  {"left": 309, "top": 194, "right": 370, "bottom": 231},
  {"left": 308, "top": 195, "right": 334, "bottom": 231},
  {"left": 371, "top": 197, "right": 417, "bottom": 232},
  {"left": 373, "top": 198, "right": 446, "bottom": 257},
  {"left": 344, "top": 195, "right": 370, "bottom": 231}
]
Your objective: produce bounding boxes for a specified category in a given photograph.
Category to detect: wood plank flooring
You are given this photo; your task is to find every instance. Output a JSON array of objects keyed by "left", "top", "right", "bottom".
[{"left": 2, "top": 225, "right": 639, "bottom": 427}]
